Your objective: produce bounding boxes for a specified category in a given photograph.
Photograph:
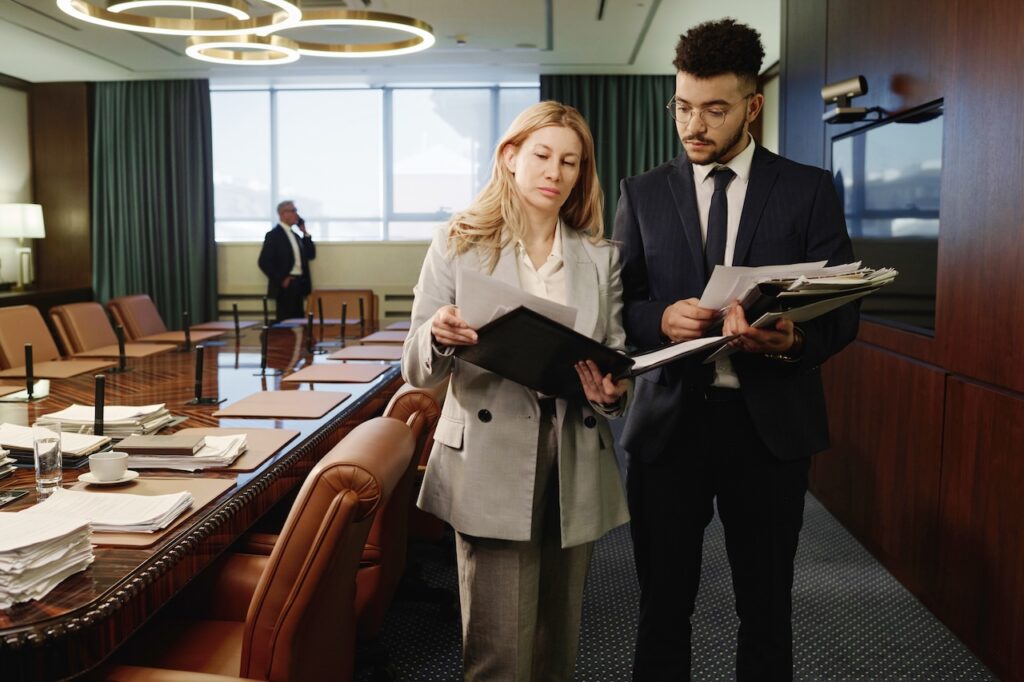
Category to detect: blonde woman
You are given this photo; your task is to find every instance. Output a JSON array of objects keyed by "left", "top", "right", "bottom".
[{"left": 402, "top": 101, "right": 631, "bottom": 680}]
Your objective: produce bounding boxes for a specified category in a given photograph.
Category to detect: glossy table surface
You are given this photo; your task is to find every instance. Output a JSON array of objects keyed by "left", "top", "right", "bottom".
[{"left": 0, "top": 324, "right": 402, "bottom": 680}]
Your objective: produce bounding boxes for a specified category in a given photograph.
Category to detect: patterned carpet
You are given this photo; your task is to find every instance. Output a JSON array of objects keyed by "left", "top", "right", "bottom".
[{"left": 358, "top": 494, "right": 994, "bottom": 681}]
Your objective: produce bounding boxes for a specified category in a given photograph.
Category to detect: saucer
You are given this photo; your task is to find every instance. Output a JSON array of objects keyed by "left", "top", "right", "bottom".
[{"left": 78, "top": 470, "right": 140, "bottom": 486}]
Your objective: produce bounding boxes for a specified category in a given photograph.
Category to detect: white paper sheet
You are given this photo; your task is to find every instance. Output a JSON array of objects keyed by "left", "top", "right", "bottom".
[
  {"left": 456, "top": 268, "right": 578, "bottom": 330},
  {"left": 699, "top": 262, "right": 828, "bottom": 310},
  {"left": 630, "top": 336, "right": 732, "bottom": 373}
]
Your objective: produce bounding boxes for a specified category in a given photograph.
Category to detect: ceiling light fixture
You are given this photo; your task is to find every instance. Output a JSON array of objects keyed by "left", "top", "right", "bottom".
[
  {"left": 279, "top": 9, "right": 435, "bottom": 58},
  {"left": 106, "top": 1, "right": 249, "bottom": 21},
  {"left": 185, "top": 34, "right": 300, "bottom": 65},
  {"left": 57, "top": 1, "right": 437, "bottom": 64},
  {"left": 56, "top": 0, "right": 302, "bottom": 36}
]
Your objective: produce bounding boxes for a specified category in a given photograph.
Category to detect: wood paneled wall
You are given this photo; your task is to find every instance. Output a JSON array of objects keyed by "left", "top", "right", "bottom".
[
  {"left": 781, "top": 1, "right": 1024, "bottom": 678},
  {"left": 30, "top": 83, "right": 92, "bottom": 291}
]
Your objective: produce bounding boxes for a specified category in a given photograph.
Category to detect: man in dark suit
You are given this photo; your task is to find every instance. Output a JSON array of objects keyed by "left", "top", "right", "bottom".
[
  {"left": 613, "top": 19, "right": 859, "bottom": 681},
  {"left": 258, "top": 200, "right": 316, "bottom": 322}
]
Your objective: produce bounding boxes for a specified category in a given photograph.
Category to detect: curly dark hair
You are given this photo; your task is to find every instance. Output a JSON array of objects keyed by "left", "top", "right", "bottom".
[{"left": 673, "top": 18, "right": 764, "bottom": 84}]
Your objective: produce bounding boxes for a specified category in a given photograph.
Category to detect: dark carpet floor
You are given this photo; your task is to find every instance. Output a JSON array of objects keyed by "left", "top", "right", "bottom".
[{"left": 357, "top": 494, "right": 994, "bottom": 681}]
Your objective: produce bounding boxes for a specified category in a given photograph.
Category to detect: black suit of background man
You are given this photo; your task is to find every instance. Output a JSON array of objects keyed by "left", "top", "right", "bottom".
[
  {"left": 613, "top": 19, "right": 859, "bottom": 681},
  {"left": 258, "top": 201, "right": 316, "bottom": 323}
]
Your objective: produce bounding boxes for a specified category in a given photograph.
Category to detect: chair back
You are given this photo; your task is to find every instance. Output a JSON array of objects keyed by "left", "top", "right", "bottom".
[
  {"left": 0, "top": 305, "right": 62, "bottom": 369},
  {"left": 50, "top": 302, "right": 118, "bottom": 354},
  {"left": 107, "top": 295, "right": 167, "bottom": 340},
  {"left": 383, "top": 379, "right": 448, "bottom": 470},
  {"left": 240, "top": 417, "right": 414, "bottom": 682},
  {"left": 306, "top": 288, "right": 378, "bottom": 333},
  {"left": 351, "top": 385, "right": 444, "bottom": 638}
]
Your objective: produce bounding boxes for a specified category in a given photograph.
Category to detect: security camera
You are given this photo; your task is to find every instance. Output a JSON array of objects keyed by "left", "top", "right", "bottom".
[{"left": 821, "top": 75, "right": 869, "bottom": 124}]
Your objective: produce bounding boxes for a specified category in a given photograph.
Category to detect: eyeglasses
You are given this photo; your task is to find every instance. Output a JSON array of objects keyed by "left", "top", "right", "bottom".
[{"left": 665, "top": 94, "right": 753, "bottom": 129}]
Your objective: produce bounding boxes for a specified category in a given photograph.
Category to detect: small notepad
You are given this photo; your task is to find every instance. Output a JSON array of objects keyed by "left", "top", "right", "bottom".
[
  {"left": 358, "top": 331, "right": 408, "bottom": 344},
  {"left": 282, "top": 364, "right": 388, "bottom": 384},
  {"left": 213, "top": 391, "right": 351, "bottom": 419},
  {"left": 327, "top": 345, "right": 403, "bottom": 361}
]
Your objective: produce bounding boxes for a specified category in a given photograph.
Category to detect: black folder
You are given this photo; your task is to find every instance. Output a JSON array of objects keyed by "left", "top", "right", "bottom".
[{"left": 454, "top": 307, "right": 728, "bottom": 398}]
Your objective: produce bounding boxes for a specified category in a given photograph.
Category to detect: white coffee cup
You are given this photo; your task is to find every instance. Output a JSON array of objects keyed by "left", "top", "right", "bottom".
[{"left": 89, "top": 451, "right": 128, "bottom": 482}]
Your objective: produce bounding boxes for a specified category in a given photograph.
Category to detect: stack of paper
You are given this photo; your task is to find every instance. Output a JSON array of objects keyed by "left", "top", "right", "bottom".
[
  {"left": 0, "top": 423, "right": 111, "bottom": 468},
  {"left": 0, "top": 513, "right": 94, "bottom": 609},
  {"left": 0, "top": 448, "right": 14, "bottom": 480},
  {"left": 23, "top": 487, "right": 194, "bottom": 533},
  {"left": 125, "top": 434, "right": 247, "bottom": 472},
  {"left": 37, "top": 404, "right": 175, "bottom": 438},
  {"left": 700, "top": 261, "right": 858, "bottom": 309},
  {"left": 770, "top": 266, "right": 899, "bottom": 294}
]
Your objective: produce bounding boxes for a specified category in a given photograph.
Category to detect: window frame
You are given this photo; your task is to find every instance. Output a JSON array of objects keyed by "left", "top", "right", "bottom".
[{"left": 211, "top": 84, "right": 538, "bottom": 243}]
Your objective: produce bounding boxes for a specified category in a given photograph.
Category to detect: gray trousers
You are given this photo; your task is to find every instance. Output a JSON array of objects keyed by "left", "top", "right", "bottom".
[{"left": 455, "top": 401, "right": 594, "bottom": 681}]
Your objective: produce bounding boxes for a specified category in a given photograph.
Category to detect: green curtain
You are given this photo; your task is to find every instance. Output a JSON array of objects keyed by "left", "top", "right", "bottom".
[
  {"left": 92, "top": 79, "right": 217, "bottom": 325},
  {"left": 541, "top": 75, "right": 679, "bottom": 236}
]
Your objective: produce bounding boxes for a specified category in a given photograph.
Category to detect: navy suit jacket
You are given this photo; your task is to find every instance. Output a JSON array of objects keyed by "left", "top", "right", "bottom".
[
  {"left": 613, "top": 145, "right": 858, "bottom": 462},
  {"left": 257, "top": 224, "right": 316, "bottom": 298}
]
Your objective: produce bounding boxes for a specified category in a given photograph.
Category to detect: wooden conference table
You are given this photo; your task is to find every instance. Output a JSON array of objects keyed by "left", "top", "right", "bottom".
[{"left": 0, "top": 324, "right": 403, "bottom": 681}]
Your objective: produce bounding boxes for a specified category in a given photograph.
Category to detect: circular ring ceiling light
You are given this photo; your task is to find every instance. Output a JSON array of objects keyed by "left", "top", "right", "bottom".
[
  {"left": 105, "top": 1, "right": 249, "bottom": 21},
  {"left": 282, "top": 9, "right": 436, "bottom": 58},
  {"left": 185, "top": 34, "right": 300, "bottom": 65},
  {"left": 56, "top": 0, "right": 302, "bottom": 36}
]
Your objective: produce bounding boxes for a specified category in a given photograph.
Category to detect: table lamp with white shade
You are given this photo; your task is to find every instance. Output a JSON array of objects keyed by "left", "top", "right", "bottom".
[{"left": 0, "top": 203, "right": 45, "bottom": 290}]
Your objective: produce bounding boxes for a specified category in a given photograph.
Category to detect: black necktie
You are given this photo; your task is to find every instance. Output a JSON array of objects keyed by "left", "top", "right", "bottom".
[{"left": 704, "top": 167, "right": 735, "bottom": 283}]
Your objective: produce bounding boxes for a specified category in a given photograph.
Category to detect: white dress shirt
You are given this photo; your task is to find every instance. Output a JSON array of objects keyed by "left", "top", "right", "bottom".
[
  {"left": 514, "top": 221, "right": 567, "bottom": 307},
  {"left": 691, "top": 134, "right": 756, "bottom": 389},
  {"left": 280, "top": 223, "right": 303, "bottom": 276}
]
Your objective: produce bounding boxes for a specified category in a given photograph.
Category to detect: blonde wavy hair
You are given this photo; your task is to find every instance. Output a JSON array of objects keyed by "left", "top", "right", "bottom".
[{"left": 447, "top": 100, "right": 604, "bottom": 269}]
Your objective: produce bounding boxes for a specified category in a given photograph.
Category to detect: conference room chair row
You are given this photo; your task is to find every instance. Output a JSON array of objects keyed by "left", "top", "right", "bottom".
[
  {"left": 0, "top": 289, "right": 383, "bottom": 369},
  {"left": 0, "top": 295, "right": 186, "bottom": 368},
  {"left": 100, "top": 381, "right": 445, "bottom": 681}
]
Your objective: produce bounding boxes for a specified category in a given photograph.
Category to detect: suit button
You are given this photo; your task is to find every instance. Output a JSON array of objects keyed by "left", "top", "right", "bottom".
[
  {"left": 583, "top": 416, "right": 597, "bottom": 428},
  {"left": 477, "top": 409, "right": 492, "bottom": 423}
]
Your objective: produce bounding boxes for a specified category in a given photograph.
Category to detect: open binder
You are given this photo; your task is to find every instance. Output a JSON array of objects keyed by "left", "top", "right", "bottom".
[{"left": 454, "top": 307, "right": 730, "bottom": 398}]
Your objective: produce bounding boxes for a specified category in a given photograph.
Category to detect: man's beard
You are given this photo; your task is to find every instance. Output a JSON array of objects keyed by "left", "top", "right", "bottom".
[{"left": 685, "top": 121, "right": 747, "bottom": 165}]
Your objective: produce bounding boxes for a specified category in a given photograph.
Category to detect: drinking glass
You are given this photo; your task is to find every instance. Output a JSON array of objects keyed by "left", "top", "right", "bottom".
[{"left": 32, "top": 424, "right": 62, "bottom": 498}]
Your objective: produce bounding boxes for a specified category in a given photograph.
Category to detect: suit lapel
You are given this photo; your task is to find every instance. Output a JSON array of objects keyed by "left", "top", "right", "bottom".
[
  {"left": 732, "top": 146, "right": 780, "bottom": 266},
  {"left": 562, "top": 227, "right": 599, "bottom": 339},
  {"left": 666, "top": 156, "right": 708, "bottom": 283}
]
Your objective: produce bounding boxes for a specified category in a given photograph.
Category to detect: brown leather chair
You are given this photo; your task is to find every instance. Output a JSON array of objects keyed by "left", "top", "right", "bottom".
[
  {"left": 0, "top": 305, "right": 62, "bottom": 369},
  {"left": 107, "top": 294, "right": 168, "bottom": 340},
  {"left": 385, "top": 380, "right": 449, "bottom": 542},
  {"left": 243, "top": 406, "right": 429, "bottom": 643},
  {"left": 105, "top": 417, "right": 415, "bottom": 682},
  {"left": 50, "top": 302, "right": 120, "bottom": 355},
  {"left": 350, "top": 384, "right": 447, "bottom": 639}
]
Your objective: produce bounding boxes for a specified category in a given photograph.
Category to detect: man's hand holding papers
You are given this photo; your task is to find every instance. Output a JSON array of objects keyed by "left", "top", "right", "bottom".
[
  {"left": 660, "top": 298, "right": 718, "bottom": 342},
  {"left": 700, "top": 262, "right": 897, "bottom": 363},
  {"left": 723, "top": 304, "right": 801, "bottom": 357}
]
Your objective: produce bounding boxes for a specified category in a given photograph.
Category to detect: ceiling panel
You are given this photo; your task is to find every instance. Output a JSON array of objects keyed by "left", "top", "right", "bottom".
[{"left": 0, "top": 0, "right": 779, "bottom": 84}]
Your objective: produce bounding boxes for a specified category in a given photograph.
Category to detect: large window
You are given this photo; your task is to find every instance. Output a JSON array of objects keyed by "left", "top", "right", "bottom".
[{"left": 212, "top": 85, "right": 538, "bottom": 242}]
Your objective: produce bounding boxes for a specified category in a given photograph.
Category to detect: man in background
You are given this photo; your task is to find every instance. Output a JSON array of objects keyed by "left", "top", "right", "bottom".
[
  {"left": 613, "top": 18, "right": 858, "bottom": 680},
  {"left": 258, "top": 200, "right": 316, "bottom": 322}
]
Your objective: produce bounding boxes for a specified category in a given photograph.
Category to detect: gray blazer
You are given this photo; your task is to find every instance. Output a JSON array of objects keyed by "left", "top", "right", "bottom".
[{"left": 402, "top": 223, "right": 631, "bottom": 548}]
